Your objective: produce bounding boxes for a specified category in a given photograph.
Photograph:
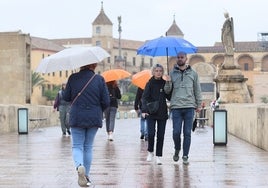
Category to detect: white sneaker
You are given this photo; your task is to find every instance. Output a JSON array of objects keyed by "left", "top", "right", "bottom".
[
  {"left": 156, "top": 156, "right": 162, "bottom": 165},
  {"left": 146, "top": 152, "right": 153, "bottom": 161},
  {"left": 108, "top": 133, "right": 113, "bottom": 141}
]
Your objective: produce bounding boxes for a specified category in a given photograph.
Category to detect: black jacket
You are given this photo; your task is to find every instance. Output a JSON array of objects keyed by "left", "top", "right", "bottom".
[
  {"left": 142, "top": 77, "right": 169, "bottom": 120},
  {"left": 107, "top": 84, "right": 121, "bottom": 108},
  {"left": 134, "top": 87, "right": 144, "bottom": 110}
]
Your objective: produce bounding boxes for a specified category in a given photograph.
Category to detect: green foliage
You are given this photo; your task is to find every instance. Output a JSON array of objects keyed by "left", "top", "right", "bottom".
[
  {"left": 121, "top": 94, "right": 129, "bottom": 102},
  {"left": 120, "top": 84, "right": 137, "bottom": 103},
  {"left": 31, "top": 71, "right": 47, "bottom": 92},
  {"left": 260, "top": 95, "right": 268, "bottom": 104},
  {"left": 128, "top": 84, "right": 138, "bottom": 93},
  {"left": 43, "top": 88, "right": 59, "bottom": 101}
]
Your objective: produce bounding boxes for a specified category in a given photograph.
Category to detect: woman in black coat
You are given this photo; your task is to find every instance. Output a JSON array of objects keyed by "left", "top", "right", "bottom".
[{"left": 142, "top": 63, "right": 170, "bottom": 165}]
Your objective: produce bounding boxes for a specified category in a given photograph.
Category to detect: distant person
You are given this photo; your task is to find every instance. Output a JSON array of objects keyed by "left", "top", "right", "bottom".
[
  {"left": 142, "top": 64, "right": 170, "bottom": 165},
  {"left": 164, "top": 52, "right": 202, "bottom": 165},
  {"left": 63, "top": 63, "right": 110, "bottom": 187},
  {"left": 134, "top": 87, "right": 148, "bottom": 141},
  {"left": 104, "top": 80, "right": 121, "bottom": 141},
  {"left": 53, "top": 82, "right": 71, "bottom": 136}
]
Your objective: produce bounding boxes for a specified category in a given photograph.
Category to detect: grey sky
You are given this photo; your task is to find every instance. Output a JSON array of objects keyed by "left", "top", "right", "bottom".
[{"left": 0, "top": 0, "right": 267, "bottom": 46}]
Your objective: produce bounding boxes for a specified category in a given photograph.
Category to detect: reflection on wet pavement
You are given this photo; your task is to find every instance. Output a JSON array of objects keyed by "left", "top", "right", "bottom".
[{"left": 0, "top": 118, "right": 268, "bottom": 187}]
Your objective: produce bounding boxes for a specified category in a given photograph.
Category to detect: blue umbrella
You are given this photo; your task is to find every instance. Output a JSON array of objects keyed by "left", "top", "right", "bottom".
[{"left": 137, "top": 36, "right": 197, "bottom": 73}]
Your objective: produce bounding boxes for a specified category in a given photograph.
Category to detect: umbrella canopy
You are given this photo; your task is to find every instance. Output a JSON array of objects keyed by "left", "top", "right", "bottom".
[
  {"left": 137, "top": 36, "right": 197, "bottom": 56},
  {"left": 131, "top": 70, "right": 152, "bottom": 89},
  {"left": 35, "top": 46, "right": 110, "bottom": 73},
  {"left": 137, "top": 36, "right": 197, "bottom": 73},
  {"left": 102, "top": 69, "right": 131, "bottom": 82}
]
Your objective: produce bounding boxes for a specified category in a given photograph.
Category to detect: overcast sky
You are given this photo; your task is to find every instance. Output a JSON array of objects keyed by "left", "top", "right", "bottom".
[{"left": 0, "top": 0, "right": 267, "bottom": 46}]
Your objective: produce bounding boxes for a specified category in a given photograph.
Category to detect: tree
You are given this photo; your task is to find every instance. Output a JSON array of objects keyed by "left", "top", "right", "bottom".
[{"left": 31, "top": 71, "right": 47, "bottom": 93}]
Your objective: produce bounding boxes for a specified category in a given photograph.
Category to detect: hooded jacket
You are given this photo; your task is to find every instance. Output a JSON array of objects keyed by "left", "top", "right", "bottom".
[{"left": 164, "top": 65, "right": 202, "bottom": 109}]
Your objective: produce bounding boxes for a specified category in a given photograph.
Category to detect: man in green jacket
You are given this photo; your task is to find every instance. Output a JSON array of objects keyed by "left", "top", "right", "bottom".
[{"left": 164, "top": 52, "right": 202, "bottom": 165}]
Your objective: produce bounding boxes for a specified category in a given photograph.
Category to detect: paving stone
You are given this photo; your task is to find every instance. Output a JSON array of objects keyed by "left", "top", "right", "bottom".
[{"left": 0, "top": 118, "right": 268, "bottom": 187}]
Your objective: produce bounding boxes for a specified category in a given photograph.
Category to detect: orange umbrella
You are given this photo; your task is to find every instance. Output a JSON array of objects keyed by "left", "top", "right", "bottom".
[
  {"left": 131, "top": 70, "right": 152, "bottom": 89},
  {"left": 102, "top": 69, "right": 131, "bottom": 82}
]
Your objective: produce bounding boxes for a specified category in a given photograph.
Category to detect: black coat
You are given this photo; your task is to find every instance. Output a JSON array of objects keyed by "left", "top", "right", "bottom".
[
  {"left": 142, "top": 77, "right": 169, "bottom": 120},
  {"left": 134, "top": 87, "right": 144, "bottom": 110}
]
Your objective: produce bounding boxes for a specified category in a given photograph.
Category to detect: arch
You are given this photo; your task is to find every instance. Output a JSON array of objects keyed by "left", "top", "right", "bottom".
[
  {"left": 237, "top": 54, "right": 254, "bottom": 71},
  {"left": 188, "top": 54, "right": 205, "bottom": 66},
  {"left": 192, "top": 62, "right": 216, "bottom": 77},
  {"left": 261, "top": 54, "right": 268, "bottom": 72},
  {"left": 211, "top": 54, "right": 224, "bottom": 67}
]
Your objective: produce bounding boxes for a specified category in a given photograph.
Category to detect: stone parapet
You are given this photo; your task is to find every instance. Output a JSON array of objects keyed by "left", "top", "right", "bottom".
[
  {"left": 0, "top": 104, "right": 59, "bottom": 134},
  {"left": 211, "top": 104, "right": 268, "bottom": 151}
]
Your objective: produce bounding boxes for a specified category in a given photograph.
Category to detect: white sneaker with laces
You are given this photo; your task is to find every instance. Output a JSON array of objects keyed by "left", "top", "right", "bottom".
[
  {"left": 146, "top": 152, "right": 153, "bottom": 161},
  {"left": 156, "top": 156, "right": 162, "bottom": 165}
]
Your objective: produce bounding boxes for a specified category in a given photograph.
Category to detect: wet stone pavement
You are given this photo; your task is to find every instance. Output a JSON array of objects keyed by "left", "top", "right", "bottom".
[{"left": 0, "top": 118, "right": 268, "bottom": 188}]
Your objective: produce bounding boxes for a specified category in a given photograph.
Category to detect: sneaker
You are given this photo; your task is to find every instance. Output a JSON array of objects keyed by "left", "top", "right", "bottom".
[
  {"left": 146, "top": 152, "right": 153, "bottom": 161},
  {"left": 67, "top": 130, "right": 71, "bottom": 135},
  {"left": 140, "top": 134, "right": 144, "bottom": 139},
  {"left": 77, "top": 165, "right": 88, "bottom": 187},
  {"left": 156, "top": 156, "right": 162, "bottom": 165},
  {"left": 108, "top": 133, "right": 113, "bottom": 141},
  {"left": 173, "top": 150, "right": 180, "bottom": 162},
  {"left": 182, "top": 156, "right": 189, "bottom": 165},
  {"left": 62, "top": 132, "right": 66, "bottom": 136},
  {"left": 85, "top": 176, "right": 92, "bottom": 186}
]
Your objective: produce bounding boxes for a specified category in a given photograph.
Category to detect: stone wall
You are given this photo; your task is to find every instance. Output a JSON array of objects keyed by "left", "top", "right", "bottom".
[
  {"left": 0, "top": 31, "right": 31, "bottom": 104},
  {"left": 208, "top": 104, "right": 268, "bottom": 151},
  {"left": 0, "top": 104, "right": 59, "bottom": 134}
]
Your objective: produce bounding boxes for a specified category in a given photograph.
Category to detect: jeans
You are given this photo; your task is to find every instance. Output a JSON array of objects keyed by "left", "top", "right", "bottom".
[
  {"left": 172, "top": 108, "right": 195, "bottom": 157},
  {"left": 140, "top": 116, "right": 148, "bottom": 137},
  {"left": 71, "top": 127, "right": 98, "bottom": 176},
  {"left": 104, "top": 107, "right": 117, "bottom": 133},
  {"left": 147, "top": 118, "right": 167, "bottom": 157}
]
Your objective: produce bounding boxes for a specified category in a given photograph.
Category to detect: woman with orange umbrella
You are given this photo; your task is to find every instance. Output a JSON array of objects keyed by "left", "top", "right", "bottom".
[{"left": 104, "top": 80, "right": 122, "bottom": 141}]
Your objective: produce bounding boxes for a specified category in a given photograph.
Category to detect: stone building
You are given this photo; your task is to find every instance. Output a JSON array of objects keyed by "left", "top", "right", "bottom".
[{"left": 0, "top": 31, "right": 31, "bottom": 104}]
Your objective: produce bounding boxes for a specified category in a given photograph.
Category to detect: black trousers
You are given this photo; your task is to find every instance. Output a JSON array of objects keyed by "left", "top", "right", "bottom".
[{"left": 147, "top": 118, "right": 167, "bottom": 156}]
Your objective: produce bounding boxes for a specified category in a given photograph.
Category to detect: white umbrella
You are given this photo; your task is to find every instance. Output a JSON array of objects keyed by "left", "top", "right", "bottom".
[{"left": 35, "top": 46, "right": 110, "bottom": 73}]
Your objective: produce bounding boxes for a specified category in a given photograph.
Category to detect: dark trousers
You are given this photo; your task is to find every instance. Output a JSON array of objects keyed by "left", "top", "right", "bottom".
[{"left": 147, "top": 118, "right": 167, "bottom": 157}]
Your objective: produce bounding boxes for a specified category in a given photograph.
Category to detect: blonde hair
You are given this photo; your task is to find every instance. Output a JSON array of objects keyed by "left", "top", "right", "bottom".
[{"left": 151, "top": 63, "right": 164, "bottom": 75}]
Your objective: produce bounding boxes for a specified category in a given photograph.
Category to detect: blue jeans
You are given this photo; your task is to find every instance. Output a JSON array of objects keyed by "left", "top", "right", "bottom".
[
  {"left": 172, "top": 108, "right": 195, "bottom": 157},
  {"left": 71, "top": 127, "right": 98, "bottom": 176},
  {"left": 140, "top": 116, "right": 148, "bottom": 137},
  {"left": 147, "top": 118, "right": 167, "bottom": 156},
  {"left": 104, "top": 107, "right": 117, "bottom": 133}
]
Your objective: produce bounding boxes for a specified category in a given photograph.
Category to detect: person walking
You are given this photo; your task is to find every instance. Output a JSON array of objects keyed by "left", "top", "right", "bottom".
[
  {"left": 104, "top": 80, "right": 121, "bottom": 141},
  {"left": 164, "top": 51, "right": 202, "bottom": 165},
  {"left": 134, "top": 87, "right": 148, "bottom": 141},
  {"left": 63, "top": 63, "right": 110, "bottom": 187},
  {"left": 53, "top": 82, "right": 71, "bottom": 136},
  {"left": 142, "top": 64, "right": 170, "bottom": 165}
]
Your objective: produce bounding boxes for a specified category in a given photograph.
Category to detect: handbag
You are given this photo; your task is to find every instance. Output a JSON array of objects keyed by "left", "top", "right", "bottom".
[
  {"left": 147, "top": 101, "right": 159, "bottom": 114},
  {"left": 67, "top": 74, "right": 96, "bottom": 125}
]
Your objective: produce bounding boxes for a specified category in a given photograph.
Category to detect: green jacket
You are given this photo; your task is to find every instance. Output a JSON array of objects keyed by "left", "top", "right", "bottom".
[{"left": 164, "top": 65, "right": 202, "bottom": 109}]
